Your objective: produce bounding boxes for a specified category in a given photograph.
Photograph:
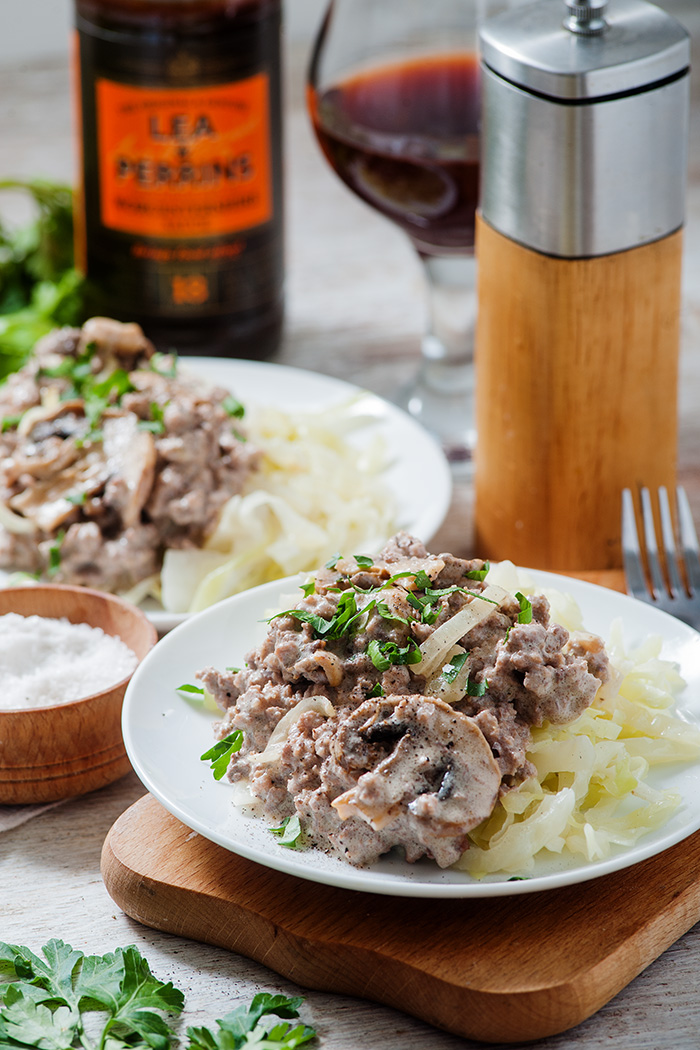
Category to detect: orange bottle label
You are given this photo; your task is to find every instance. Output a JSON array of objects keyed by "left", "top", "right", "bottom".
[{"left": 96, "top": 74, "right": 272, "bottom": 239}]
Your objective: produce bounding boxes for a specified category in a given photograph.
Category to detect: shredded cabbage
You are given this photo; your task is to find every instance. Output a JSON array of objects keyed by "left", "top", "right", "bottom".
[
  {"left": 456, "top": 589, "right": 700, "bottom": 879},
  {"left": 159, "top": 396, "right": 397, "bottom": 613}
]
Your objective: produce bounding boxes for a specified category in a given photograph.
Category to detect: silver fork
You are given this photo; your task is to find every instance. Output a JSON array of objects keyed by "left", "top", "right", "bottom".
[{"left": 621, "top": 486, "right": 700, "bottom": 630}]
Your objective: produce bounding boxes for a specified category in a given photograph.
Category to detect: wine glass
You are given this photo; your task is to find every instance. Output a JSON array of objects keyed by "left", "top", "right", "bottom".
[{"left": 308, "top": 0, "right": 492, "bottom": 465}]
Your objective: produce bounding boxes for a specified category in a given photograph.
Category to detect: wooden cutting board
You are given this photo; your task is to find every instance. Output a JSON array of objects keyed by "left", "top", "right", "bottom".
[{"left": 102, "top": 793, "right": 700, "bottom": 1045}]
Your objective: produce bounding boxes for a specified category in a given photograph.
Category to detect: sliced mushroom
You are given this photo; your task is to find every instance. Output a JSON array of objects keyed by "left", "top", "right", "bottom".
[
  {"left": 9, "top": 450, "right": 108, "bottom": 533},
  {"left": 101, "top": 414, "right": 156, "bottom": 528},
  {"left": 331, "top": 694, "right": 500, "bottom": 837}
]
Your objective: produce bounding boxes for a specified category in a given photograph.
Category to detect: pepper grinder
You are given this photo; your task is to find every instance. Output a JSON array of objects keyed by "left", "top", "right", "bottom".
[{"left": 474, "top": 0, "right": 690, "bottom": 570}]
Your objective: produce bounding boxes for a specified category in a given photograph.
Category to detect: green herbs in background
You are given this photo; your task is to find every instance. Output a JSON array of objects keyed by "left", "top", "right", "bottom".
[
  {"left": 0, "top": 940, "right": 316, "bottom": 1050},
  {"left": 0, "top": 179, "right": 88, "bottom": 378}
]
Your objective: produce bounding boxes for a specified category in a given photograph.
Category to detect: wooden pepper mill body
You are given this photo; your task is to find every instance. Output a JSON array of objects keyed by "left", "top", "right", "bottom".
[
  {"left": 474, "top": 221, "right": 683, "bottom": 570},
  {"left": 475, "top": 0, "right": 690, "bottom": 571}
]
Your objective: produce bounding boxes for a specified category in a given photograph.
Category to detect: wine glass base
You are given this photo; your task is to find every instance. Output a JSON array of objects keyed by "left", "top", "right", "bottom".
[{"left": 397, "top": 366, "right": 476, "bottom": 472}]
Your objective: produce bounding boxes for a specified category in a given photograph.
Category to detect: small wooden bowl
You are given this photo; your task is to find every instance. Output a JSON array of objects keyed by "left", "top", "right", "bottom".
[{"left": 0, "top": 585, "right": 158, "bottom": 805}]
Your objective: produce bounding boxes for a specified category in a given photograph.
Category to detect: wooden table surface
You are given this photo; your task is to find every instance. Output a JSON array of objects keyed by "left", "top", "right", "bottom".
[{"left": 2, "top": 10, "right": 700, "bottom": 1049}]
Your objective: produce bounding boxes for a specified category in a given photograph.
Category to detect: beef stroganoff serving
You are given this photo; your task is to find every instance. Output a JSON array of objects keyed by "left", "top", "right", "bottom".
[
  {"left": 197, "top": 534, "right": 700, "bottom": 876},
  {"left": 0, "top": 318, "right": 397, "bottom": 611}
]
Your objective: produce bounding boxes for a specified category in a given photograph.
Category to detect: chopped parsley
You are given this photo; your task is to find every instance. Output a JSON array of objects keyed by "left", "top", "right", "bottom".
[
  {"left": 439, "top": 652, "right": 488, "bottom": 696},
  {"left": 269, "top": 589, "right": 366, "bottom": 640},
  {"left": 0, "top": 414, "right": 22, "bottom": 432},
  {"left": 222, "top": 394, "right": 245, "bottom": 419},
  {"left": 324, "top": 552, "right": 342, "bottom": 569},
  {"left": 465, "top": 676, "right": 488, "bottom": 697},
  {"left": 177, "top": 683, "right": 205, "bottom": 697},
  {"left": 465, "top": 561, "right": 490, "bottom": 581},
  {"left": 150, "top": 351, "right": 178, "bottom": 377},
  {"left": 406, "top": 590, "right": 440, "bottom": 625},
  {"left": 299, "top": 579, "right": 316, "bottom": 597},
  {"left": 354, "top": 554, "right": 374, "bottom": 568},
  {"left": 367, "top": 637, "right": 421, "bottom": 671},
  {"left": 515, "top": 591, "right": 533, "bottom": 624},
  {"left": 65, "top": 491, "right": 86, "bottom": 506},
  {"left": 138, "top": 401, "right": 166, "bottom": 435},
  {"left": 46, "top": 529, "right": 65, "bottom": 576},
  {"left": 367, "top": 682, "right": 385, "bottom": 698},
  {"left": 441, "top": 652, "right": 468, "bottom": 683},
  {"left": 200, "top": 730, "right": 243, "bottom": 780},
  {"left": 269, "top": 814, "right": 304, "bottom": 849}
]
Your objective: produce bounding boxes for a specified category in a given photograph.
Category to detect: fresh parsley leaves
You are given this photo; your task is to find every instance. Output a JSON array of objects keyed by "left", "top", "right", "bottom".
[
  {"left": 149, "top": 352, "right": 178, "bottom": 378},
  {"left": 0, "top": 940, "right": 316, "bottom": 1050},
  {"left": 269, "top": 815, "right": 304, "bottom": 849},
  {"left": 222, "top": 394, "right": 245, "bottom": 420},
  {"left": 187, "top": 992, "right": 316, "bottom": 1050},
  {"left": 269, "top": 590, "right": 364, "bottom": 640},
  {"left": 138, "top": 402, "right": 166, "bottom": 435},
  {"left": 441, "top": 652, "right": 468, "bottom": 684},
  {"left": 177, "top": 683, "right": 205, "bottom": 698},
  {"left": 465, "top": 562, "right": 490, "bottom": 581},
  {"left": 0, "top": 939, "right": 184, "bottom": 1050},
  {"left": 439, "top": 653, "right": 488, "bottom": 696},
  {"left": 200, "top": 730, "right": 244, "bottom": 780},
  {"left": 367, "top": 638, "right": 421, "bottom": 671},
  {"left": 47, "top": 529, "right": 65, "bottom": 577},
  {"left": 515, "top": 591, "right": 533, "bottom": 624}
]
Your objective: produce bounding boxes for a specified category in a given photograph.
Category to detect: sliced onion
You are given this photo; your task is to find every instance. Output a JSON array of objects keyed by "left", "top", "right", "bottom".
[
  {"left": 425, "top": 644, "right": 469, "bottom": 704},
  {"left": 16, "top": 388, "right": 63, "bottom": 436},
  {"left": 413, "top": 584, "right": 510, "bottom": 680},
  {"left": 0, "top": 501, "right": 36, "bottom": 535},
  {"left": 256, "top": 695, "right": 335, "bottom": 766}
]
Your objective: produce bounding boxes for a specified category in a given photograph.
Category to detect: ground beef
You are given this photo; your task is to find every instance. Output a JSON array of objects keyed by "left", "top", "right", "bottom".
[
  {"left": 0, "top": 317, "right": 259, "bottom": 593},
  {"left": 201, "top": 534, "right": 611, "bottom": 869}
]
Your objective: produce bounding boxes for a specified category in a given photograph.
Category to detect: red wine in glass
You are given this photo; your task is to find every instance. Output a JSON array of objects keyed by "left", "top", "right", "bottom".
[
  {"left": 308, "top": 0, "right": 487, "bottom": 463},
  {"left": 308, "top": 52, "right": 481, "bottom": 256}
]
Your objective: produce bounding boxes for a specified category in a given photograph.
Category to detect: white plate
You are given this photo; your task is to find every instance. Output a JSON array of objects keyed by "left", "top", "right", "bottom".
[
  {"left": 122, "top": 569, "right": 700, "bottom": 898},
  {"left": 0, "top": 358, "right": 452, "bottom": 634}
]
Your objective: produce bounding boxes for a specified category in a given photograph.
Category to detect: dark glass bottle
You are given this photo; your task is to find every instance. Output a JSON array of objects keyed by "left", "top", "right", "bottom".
[{"left": 74, "top": 0, "right": 284, "bottom": 359}]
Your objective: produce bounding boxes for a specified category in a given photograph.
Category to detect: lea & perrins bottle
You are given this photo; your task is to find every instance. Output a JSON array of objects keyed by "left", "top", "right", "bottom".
[{"left": 73, "top": 0, "right": 284, "bottom": 359}]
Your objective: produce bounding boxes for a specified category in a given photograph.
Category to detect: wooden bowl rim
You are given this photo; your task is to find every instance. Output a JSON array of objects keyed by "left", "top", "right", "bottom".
[{"left": 0, "top": 583, "right": 158, "bottom": 716}]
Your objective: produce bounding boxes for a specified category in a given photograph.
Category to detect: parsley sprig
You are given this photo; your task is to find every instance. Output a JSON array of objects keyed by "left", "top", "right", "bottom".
[
  {"left": 439, "top": 652, "right": 488, "bottom": 697},
  {"left": 0, "top": 940, "right": 316, "bottom": 1050},
  {"left": 187, "top": 993, "right": 315, "bottom": 1050},
  {"left": 367, "top": 638, "right": 421, "bottom": 671},
  {"left": 515, "top": 591, "right": 533, "bottom": 624},
  {"left": 0, "top": 939, "right": 184, "bottom": 1050},
  {"left": 269, "top": 815, "right": 304, "bottom": 849},
  {"left": 200, "top": 730, "right": 244, "bottom": 780}
]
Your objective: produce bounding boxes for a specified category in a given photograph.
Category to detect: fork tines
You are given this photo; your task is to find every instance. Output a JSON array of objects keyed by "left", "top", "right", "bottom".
[{"left": 622, "top": 486, "right": 700, "bottom": 629}]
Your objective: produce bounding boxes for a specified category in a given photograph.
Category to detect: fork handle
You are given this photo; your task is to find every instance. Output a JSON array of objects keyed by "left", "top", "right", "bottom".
[{"left": 474, "top": 220, "right": 681, "bottom": 570}]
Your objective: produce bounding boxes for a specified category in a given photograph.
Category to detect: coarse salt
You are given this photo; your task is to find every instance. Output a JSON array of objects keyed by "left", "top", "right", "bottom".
[{"left": 0, "top": 612, "right": 138, "bottom": 710}]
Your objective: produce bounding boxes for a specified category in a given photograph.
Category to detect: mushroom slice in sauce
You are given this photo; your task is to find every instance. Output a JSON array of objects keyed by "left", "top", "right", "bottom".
[{"left": 331, "top": 694, "right": 501, "bottom": 837}]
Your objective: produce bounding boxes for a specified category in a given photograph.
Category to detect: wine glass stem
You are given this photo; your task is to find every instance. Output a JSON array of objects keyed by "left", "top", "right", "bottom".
[
  {"left": 406, "top": 252, "right": 477, "bottom": 465},
  {"left": 421, "top": 252, "right": 476, "bottom": 372}
]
